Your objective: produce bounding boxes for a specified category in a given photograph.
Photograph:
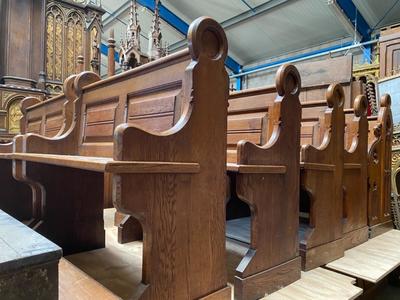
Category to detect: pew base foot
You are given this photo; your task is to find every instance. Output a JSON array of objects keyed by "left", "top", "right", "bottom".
[
  {"left": 343, "top": 226, "right": 369, "bottom": 250},
  {"left": 199, "top": 285, "right": 232, "bottom": 300},
  {"left": 117, "top": 214, "right": 143, "bottom": 244},
  {"left": 234, "top": 256, "right": 301, "bottom": 300},
  {"left": 369, "top": 220, "right": 393, "bottom": 238},
  {"left": 300, "top": 238, "right": 345, "bottom": 271}
]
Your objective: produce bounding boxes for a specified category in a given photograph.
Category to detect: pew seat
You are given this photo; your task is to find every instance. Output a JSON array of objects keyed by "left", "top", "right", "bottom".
[{"left": 10, "top": 153, "right": 200, "bottom": 173}]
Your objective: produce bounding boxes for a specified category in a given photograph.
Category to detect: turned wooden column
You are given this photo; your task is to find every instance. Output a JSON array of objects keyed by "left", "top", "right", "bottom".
[{"left": 107, "top": 29, "right": 116, "bottom": 77}]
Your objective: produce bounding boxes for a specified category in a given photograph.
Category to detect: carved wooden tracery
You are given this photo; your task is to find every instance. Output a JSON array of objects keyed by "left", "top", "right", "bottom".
[
  {"left": 46, "top": 6, "right": 65, "bottom": 82},
  {"left": 45, "top": 2, "right": 103, "bottom": 94},
  {"left": 66, "top": 12, "right": 84, "bottom": 76},
  {"left": 46, "top": 6, "right": 84, "bottom": 83}
]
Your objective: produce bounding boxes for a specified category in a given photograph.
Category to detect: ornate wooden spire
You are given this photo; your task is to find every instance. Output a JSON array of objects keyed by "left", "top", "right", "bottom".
[
  {"left": 148, "top": 0, "right": 166, "bottom": 60},
  {"left": 119, "top": 0, "right": 143, "bottom": 71},
  {"left": 126, "top": 0, "right": 141, "bottom": 51}
]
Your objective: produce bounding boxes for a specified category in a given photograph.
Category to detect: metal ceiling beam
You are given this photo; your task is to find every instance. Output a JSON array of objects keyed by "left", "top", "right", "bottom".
[
  {"left": 136, "top": 0, "right": 189, "bottom": 35},
  {"left": 103, "top": 1, "right": 131, "bottom": 27},
  {"left": 230, "top": 39, "right": 377, "bottom": 78},
  {"left": 334, "top": 0, "right": 371, "bottom": 42},
  {"left": 169, "top": 0, "right": 291, "bottom": 52},
  {"left": 222, "top": 0, "right": 291, "bottom": 29}
]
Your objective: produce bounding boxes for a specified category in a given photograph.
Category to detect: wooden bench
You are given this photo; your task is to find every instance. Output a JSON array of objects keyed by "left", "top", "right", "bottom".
[
  {"left": 226, "top": 64, "right": 302, "bottom": 299},
  {"left": 8, "top": 17, "right": 231, "bottom": 299},
  {"left": 0, "top": 74, "right": 80, "bottom": 223},
  {"left": 227, "top": 67, "right": 360, "bottom": 273},
  {"left": 367, "top": 95, "right": 394, "bottom": 238}
]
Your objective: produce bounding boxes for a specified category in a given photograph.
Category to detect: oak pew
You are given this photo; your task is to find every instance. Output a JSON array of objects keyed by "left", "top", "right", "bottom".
[
  {"left": 227, "top": 70, "right": 357, "bottom": 274},
  {"left": 226, "top": 64, "right": 302, "bottom": 299},
  {"left": 115, "top": 55, "right": 364, "bottom": 244},
  {"left": 10, "top": 17, "right": 232, "bottom": 299},
  {"left": 341, "top": 96, "right": 369, "bottom": 250},
  {"left": 227, "top": 83, "right": 347, "bottom": 271},
  {"left": 298, "top": 84, "right": 345, "bottom": 270},
  {"left": 367, "top": 95, "right": 393, "bottom": 238},
  {"left": 0, "top": 75, "right": 78, "bottom": 223}
]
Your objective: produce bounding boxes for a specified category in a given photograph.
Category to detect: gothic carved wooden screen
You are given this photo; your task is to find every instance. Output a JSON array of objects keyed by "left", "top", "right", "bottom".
[
  {"left": 46, "top": 5, "right": 64, "bottom": 83},
  {"left": 45, "top": 1, "right": 103, "bottom": 94}
]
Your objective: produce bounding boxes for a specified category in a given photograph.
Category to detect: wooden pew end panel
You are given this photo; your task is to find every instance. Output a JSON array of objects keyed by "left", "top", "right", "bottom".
[
  {"left": 111, "top": 16, "right": 231, "bottom": 299},
  {"left": 299, "top": 83, "right": 346, "bottom": 270},
  {"left": 227, "top": 64, "right": 302, "bottom": 299}
]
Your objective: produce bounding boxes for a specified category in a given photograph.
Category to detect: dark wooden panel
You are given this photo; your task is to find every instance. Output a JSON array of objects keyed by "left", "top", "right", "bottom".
[{"left": 83, "top": 99, "right": 119, "bottom": 143}]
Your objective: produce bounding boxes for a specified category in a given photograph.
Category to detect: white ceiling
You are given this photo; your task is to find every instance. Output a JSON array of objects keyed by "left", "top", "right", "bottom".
[
  {"left": 99, "top": 0, "right": 400, "bottom": 75},
  {"left": 354, "top": 0, "right": 400, "bottom": 30}
]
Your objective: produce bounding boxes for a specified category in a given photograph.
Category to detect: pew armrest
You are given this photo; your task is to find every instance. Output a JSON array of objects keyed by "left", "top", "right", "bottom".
[
  {"left": 114, "top": 122, "right": 191, "bottom": 162},
  {"left": 227, "top": 163, "right": 286, "bottom": 174}
]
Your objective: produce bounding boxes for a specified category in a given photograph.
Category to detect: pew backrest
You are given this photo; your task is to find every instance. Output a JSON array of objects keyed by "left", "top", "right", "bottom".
[
  {"left": 227, "top": 86, "right": 275, "bottom": 163},
  {"left": 20, "top": 74, "right": 77, "bottom": 137},
  {"left": 228, "top": 56, "right": 359, "bottom": 153},
  {"left": 76, "top": 51, "right": 191, "bottom": 157}
]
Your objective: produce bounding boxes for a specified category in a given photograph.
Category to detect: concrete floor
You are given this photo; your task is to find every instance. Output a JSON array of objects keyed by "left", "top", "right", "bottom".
[{"left": 66, "top": 209, "right": 144, "bottom": 299}]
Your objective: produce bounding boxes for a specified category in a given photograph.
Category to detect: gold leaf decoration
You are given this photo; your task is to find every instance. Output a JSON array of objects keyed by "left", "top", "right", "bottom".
[
  {"left": 8, "top": 100, "right": 22, "bottom": 134},
  {"left": 46, "top": 13, "right": 55, "bottom": 79}
]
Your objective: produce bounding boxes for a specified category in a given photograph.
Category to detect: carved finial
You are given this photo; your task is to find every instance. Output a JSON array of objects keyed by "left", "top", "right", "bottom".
[
  {"left": 275, "top": 64, "right": 301, "bottom": 97},
  {"left": 119, "top": 0, "right": 142, "bottom": 71},
  {"left": 354, "top": 95, "right": 368, "bottom": 117},
  {"left": 108, "top": 31, "right": 116, "bottom": 77},
  {"left": 380, "top": 94, "right": 391, "bottom": 108},
  {"left": 188, "top": 17, "right": 227, "bottom": 62},
  {"left": 127, "top": 0, "right": 141, "bottom": 51},
  {"left": 326, "top": 83, "right": 344, "bottom": 109},
  {"left": 148, "top": 0, "right": 166, "bottom": 60}
]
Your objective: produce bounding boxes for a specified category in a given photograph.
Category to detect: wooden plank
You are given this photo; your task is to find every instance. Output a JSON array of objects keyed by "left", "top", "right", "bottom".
[
  {"left": 326, "top": 229, "right": 400, "bottom": 283},
  {"left": 295, "top": 55, "right": 353, "bottom": 87},
  {"left": 263, "top": 267, "right": 362, "bottom": 300},
  {"left": 59, "top": 258, "right": 121, "bottom": 300}
]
